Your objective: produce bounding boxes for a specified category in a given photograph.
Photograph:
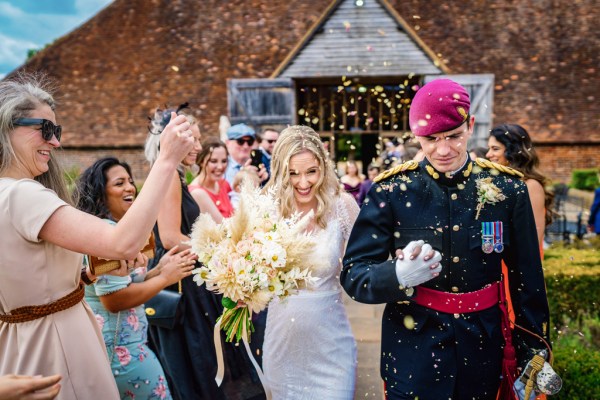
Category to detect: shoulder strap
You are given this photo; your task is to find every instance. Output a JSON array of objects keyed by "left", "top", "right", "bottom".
[
  {"left": 474, "top": 158, "right": 524, "bottom": 178},
  {"left": 373, "top": 160, "right": 419, "bottom": 183}
]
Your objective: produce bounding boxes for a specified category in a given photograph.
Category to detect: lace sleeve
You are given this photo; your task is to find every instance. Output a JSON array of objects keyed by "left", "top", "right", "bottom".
[{"left": 336, "top": 192, "right": 360, "bottom": 241}]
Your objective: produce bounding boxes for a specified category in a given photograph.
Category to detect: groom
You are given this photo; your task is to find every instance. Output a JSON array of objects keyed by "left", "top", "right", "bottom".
[{"left": 341, "top": 79, "right": 551, "bottom": 399}]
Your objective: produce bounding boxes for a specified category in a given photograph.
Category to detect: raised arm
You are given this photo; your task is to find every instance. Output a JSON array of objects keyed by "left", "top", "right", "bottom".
[
  {"left": 156, "top": 171, "right": 191, "bottom": 250},
  {"left": 39, "top": 113, "right": 193, "bottom": 260}
]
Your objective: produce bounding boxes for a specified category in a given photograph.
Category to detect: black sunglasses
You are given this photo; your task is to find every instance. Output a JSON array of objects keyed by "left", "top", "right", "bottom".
[
  {"left": 236, "top": 137, "right": 255, "bottom": 146},
  {"left": 264, "top": 139, "right": 277, "bottom": 144},
  {"left": 13, "top": 118, "right": 62, "bottom": 142}
]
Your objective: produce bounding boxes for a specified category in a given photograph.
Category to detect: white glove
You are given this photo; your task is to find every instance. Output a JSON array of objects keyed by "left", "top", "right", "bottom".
[{"left": 395, "top": 240, "right": 442, "bottom": 288}]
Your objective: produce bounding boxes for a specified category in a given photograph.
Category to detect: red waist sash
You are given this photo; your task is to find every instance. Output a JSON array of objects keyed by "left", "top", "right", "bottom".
[
  {"left": 413, "top": 281, "right": 500, "bottom": 313},
  {"left": 412, "top": 281, "right": 518, "bottom": 400}
]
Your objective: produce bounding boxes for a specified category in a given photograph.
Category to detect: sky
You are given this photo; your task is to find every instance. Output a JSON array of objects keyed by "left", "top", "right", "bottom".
[{"left": 0, "top": 0, "right": 113, "bottom": 78}]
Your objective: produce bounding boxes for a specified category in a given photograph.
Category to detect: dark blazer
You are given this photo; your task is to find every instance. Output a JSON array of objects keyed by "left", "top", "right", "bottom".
[{"left": 341, "top": 157, "right": 550, "bottom": 400}]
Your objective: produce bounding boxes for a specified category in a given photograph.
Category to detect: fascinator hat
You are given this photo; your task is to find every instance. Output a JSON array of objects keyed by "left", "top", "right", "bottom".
[{"left": 144, "top": 102, "right": 191, "bottom": 164}]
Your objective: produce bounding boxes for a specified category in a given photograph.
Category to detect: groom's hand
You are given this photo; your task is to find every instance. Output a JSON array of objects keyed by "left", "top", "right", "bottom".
[{"left": 394, "top": 240, "right": 442, "bottom": 288}]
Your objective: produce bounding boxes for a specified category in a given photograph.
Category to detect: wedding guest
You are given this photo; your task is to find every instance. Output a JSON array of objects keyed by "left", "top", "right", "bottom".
[
  {"left": 224, "top": 123, "right": 268, "bottom": 187},
  {"left": 340, "top": 160, "right": 364, "bottom": 203},
  {"left": 189, "top": 137, "right": 233, "bottom": 221},
  {"left": 262, "top": 125, "right": 359, "bottom": 399},
  {"left": 486, "top": 124, "right": 556, "bottom": 334},
  {"left": 255, "top": 127, "right": 279, "bottom": 178},
  {"left": 145, "top": 106, "right": 258, "bottom": 399},
  {"left": 342, "top": 79, "right": 551, "bottom": 400},
  {"left": 588, "top": 177, "right": 600, "bottom": 235},
  {"left": 0, "top": 374, "right": 61, "bottom": 400},
  {"left": 486, "top": 124, "right": 554, "bottom": 246},
  {"left": 75, "top": 157, "right": 196, "bottom": 399},
  {"left": 357, "top": 163, "right": 381, "bottom": 206},
  {"left": 0, "top": 73, "right": 193, "bottom": 400}
]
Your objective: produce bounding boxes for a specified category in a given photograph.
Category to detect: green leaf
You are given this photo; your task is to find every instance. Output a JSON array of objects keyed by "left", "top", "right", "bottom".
[{"left": 222, "top": 297, "right": 237, "bottom": 309}]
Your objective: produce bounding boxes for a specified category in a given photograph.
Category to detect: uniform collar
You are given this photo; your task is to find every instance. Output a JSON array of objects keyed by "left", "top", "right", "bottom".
[{"left": 422, "top": 154, "right": 473, "bottom": 186}]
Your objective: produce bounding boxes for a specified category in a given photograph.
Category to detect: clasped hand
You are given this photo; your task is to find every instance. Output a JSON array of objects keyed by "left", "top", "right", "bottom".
[{"left": 394, "top": 240, "right": 442, "bottom": 288}]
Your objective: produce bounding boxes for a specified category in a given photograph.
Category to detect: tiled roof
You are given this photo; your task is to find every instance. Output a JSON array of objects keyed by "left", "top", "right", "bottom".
[
  {"left": 13, "top": 0, "right": 599, "bottom": 147},
  {"left": 277, "top": 0, "right": 443, "bottom": 78}
]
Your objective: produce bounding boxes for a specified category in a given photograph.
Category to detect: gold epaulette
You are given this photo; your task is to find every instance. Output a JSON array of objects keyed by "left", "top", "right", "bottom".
[
  {"left": 373, "top": 160, "right": 419, "bottom": 183},
  {"left": 474, "top": 158, "right": 524, "bottom": 178}
]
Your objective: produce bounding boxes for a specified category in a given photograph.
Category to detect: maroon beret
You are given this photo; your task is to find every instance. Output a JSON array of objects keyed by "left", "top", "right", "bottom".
[{"left": 409, "top": 79, "right": 470, "bottom": 136}]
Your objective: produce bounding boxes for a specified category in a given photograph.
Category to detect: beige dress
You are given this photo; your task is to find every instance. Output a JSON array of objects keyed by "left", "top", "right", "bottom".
[{"left": 0, "top": 178, "right": 119, "bottom": 400}]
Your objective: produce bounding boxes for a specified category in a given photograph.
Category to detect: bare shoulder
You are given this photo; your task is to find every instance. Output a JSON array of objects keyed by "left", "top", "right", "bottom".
[
  {"left": 373, "top": 160, "right": 419, "bottom": 183},
  {"left": 525, "top": 178, "right": 544, "bottom": 195},
  {"left": 191, "top": 186, "right": 210, "bottom": 201}
]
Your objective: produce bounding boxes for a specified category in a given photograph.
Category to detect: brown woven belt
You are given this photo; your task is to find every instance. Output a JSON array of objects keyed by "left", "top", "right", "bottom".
[{"left": 0, "top": 284, "right": 85, "bottom": 324}]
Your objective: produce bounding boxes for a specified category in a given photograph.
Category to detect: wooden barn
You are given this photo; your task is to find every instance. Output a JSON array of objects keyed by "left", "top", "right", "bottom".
[{"left": 12, "top": 0, "right": 599, "bottom": 183}]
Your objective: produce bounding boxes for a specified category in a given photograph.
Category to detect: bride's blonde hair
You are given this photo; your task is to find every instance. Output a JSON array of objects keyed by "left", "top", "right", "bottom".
[{"left": 264, "top": 125, "right": 340, "bottom": 229}]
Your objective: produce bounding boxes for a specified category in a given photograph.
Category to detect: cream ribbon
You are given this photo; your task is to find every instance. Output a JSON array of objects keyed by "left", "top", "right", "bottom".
[{"left": 213, "top": 317, "right": 272, "bottom": 400}]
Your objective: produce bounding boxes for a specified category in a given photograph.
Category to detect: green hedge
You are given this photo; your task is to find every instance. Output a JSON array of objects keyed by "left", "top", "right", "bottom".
[
  {"left": 570, "top": 168, "right": 599, "bottom": 191},
  {"left": 543, "top": 243, "right": 600, "bottom": 399},
  {"left": 552, "top": 319, "right": 600, "bottom": 400},
  {"left": 544, "top": 242, "right": 600, "bottom": 327}
]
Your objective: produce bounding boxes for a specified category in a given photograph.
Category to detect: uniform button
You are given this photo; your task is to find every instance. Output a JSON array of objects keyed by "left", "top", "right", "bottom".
[
  {"left": 405, "top": 287, "right": 415, "bottom": 297},
  {"left": 454, "top": 313, "right": 460, "bottom": 319},
  {"left": 453, "top": 225, "right": 459, "bottom": 231},
  {"left": 451, "top": 193, "right": 458, "bottom": 200},
  {"left": 453, "top": 256, "right": 460, "bottom": 263},
  {"left": 451, "top": 286, "right": 459, "bottom": 293}
]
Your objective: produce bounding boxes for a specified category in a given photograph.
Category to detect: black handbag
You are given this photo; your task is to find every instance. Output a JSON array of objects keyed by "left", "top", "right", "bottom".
[{"left": 145, "top": 284, "right": 184, "bottom": 329}]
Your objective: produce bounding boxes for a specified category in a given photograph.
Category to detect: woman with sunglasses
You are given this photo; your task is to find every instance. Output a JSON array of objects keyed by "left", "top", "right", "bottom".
[
  {"left": 75, "top": 157, "right": 196, "bottom": 399},
  {"left": 0, "top": 74, "right": 193, "bottom": 400}
]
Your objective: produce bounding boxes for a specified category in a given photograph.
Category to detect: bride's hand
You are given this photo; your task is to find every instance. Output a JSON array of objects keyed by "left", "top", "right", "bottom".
[{"left": 395, "top": 240, "right": 436, "bottom": 261}]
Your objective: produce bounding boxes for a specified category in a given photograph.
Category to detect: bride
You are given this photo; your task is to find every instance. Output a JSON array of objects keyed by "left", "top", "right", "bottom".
[{"left": 262, "top": 125, "right": 359, "bottom": 399}]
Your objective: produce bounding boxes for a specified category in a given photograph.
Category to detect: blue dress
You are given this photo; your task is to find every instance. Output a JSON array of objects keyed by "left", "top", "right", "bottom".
[{"left": 85, "top": 254, "right": 172, "bottom": 399}]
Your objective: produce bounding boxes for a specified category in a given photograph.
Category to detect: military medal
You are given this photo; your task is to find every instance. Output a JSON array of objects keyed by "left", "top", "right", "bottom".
[
  {"left": 493, "top": 221, "right": 504, "bottom": 253},
  {"left": 481, "top": 222, "right": 494, "bottom": 254}
]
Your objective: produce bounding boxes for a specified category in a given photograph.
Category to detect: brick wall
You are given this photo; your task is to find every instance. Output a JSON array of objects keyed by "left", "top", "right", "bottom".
[
  {"left": 537, "top": 144, "right": 600, "bottom": 184},
  {"left": 59, "top": 147, "right": 150, "bottom": 183},
  {"left": 58, "top": 142, "right": 597, "bottom": 185}
]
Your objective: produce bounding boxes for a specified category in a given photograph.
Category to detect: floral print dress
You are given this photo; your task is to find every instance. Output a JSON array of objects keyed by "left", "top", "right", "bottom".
[{"left": 85, "top": 268, "right": 171, "bottom": 400}]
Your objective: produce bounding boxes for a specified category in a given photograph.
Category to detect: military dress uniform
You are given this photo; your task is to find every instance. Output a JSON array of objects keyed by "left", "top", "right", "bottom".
[{"left": 341, "top": 157, "right": 550, "bottom": 400}]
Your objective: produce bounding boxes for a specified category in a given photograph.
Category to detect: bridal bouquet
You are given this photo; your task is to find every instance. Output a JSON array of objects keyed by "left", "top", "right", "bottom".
[{"left": 189, "top": 183, "right": 322, "bottom": 343}]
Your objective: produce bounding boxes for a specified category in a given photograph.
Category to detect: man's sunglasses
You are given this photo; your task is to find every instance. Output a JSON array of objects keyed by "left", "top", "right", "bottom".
[
  {"left": 236, "top": 137, "right": 255, "bottom": 146},
  {"left": 264, "top": 139, "right": 277, "bottom": 144},
  {"left": 13, "top": 118, "right": 62, "bottom": 142}
]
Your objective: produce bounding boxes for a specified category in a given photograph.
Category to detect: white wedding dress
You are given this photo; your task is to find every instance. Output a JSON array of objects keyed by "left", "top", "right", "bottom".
[{"left": 263, "top": 194, "right": 359, "bottom": 400}]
